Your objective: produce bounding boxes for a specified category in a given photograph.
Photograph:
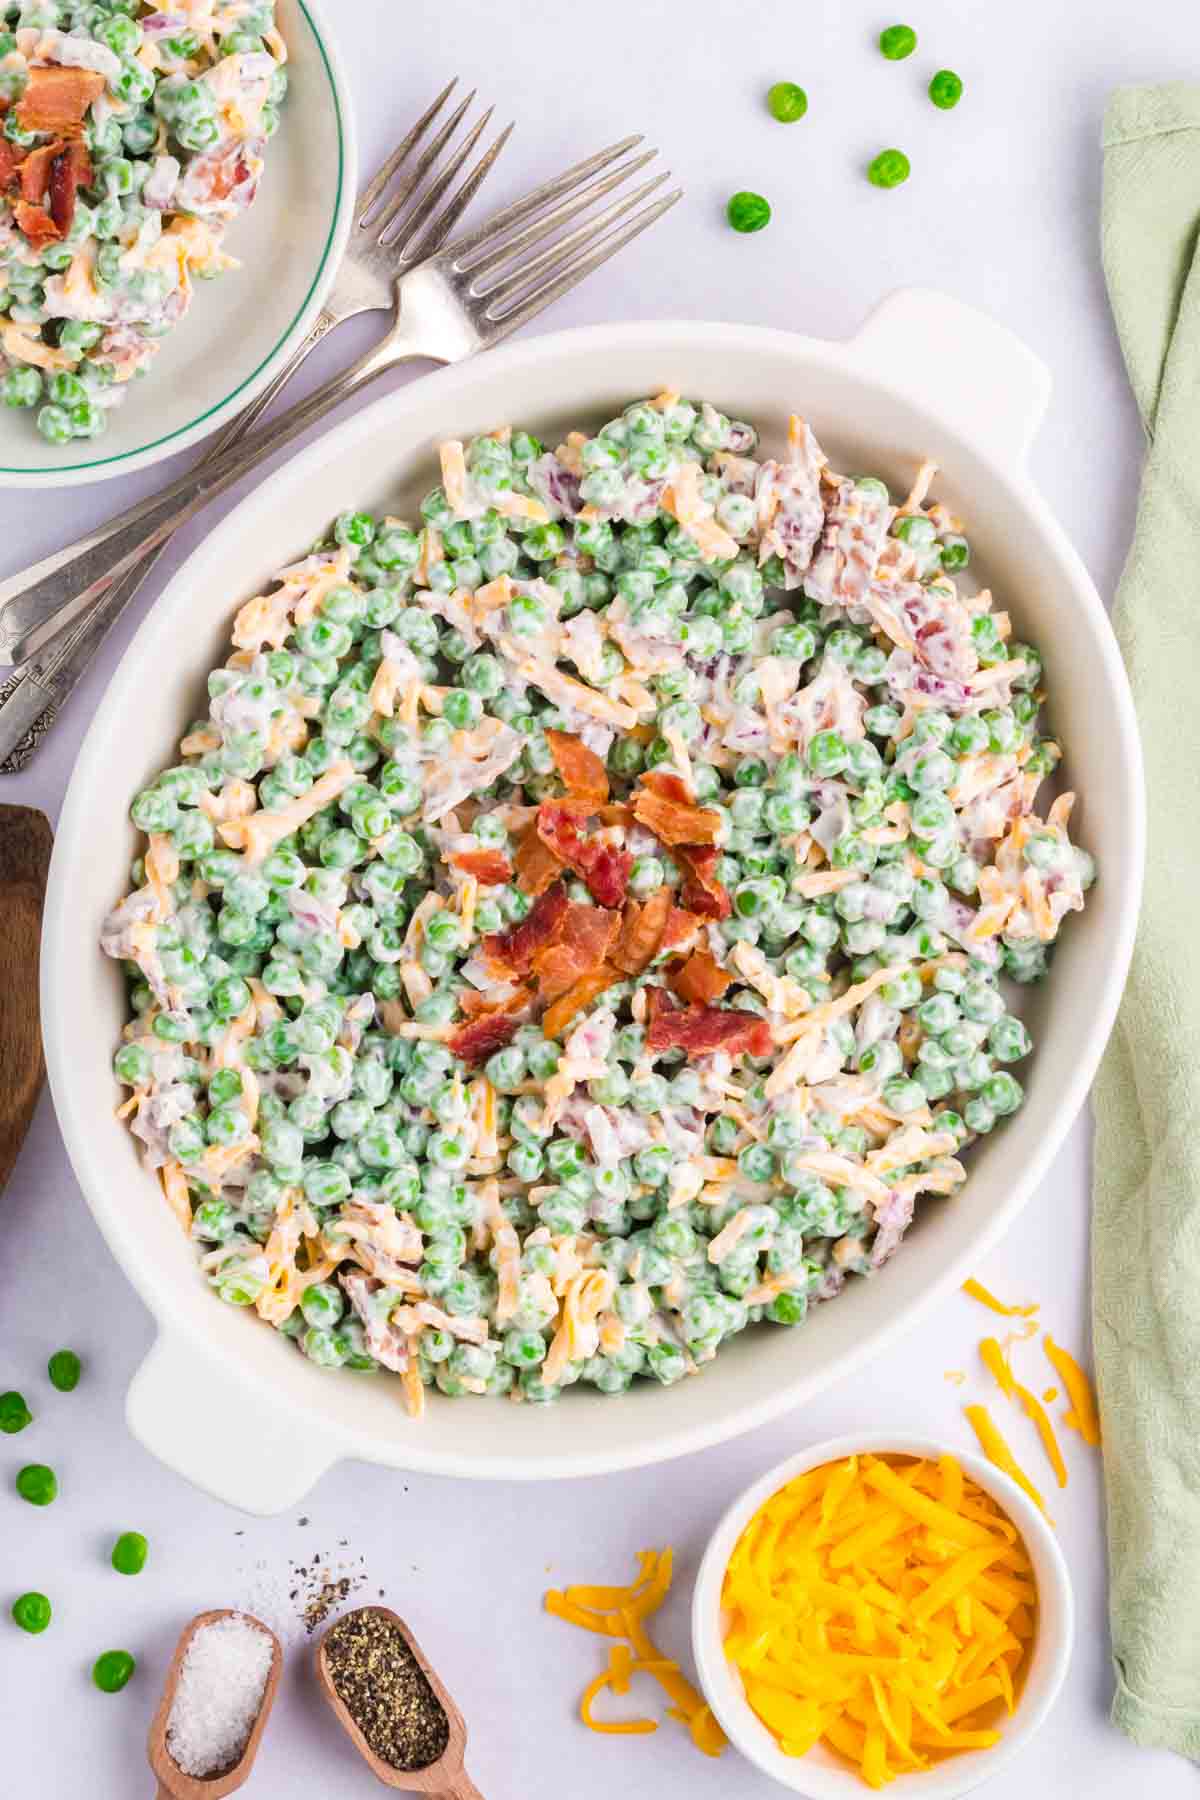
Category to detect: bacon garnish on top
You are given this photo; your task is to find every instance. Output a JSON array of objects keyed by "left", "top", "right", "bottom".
[
  {"left": 531, "top": 902, "right": 620, "bottom": 1002},
  {"left": 16, "top": 65, "right": 106, "bottom": 135},
  {"left": 483, "top": 880, "right": 568, "bottom": 975},
  {"left": 632, "top": 769, "right": 722, "bottom": 846},
  {"left": 671, "top": 843, "right": 732, "bottom": 920},
  {"left": 646, "top": 1000, "right": 772, "bottom": 1061},
  {"left": 513, "top": 819, "right": 564, "bottom": 896},
  {"left": 536, "top": 801, "right": 632, "bottom": 909},
  {"left": 447, "top": 1012, "right": 519, "bottom": 1068},
  {"left": 611, "top": 886, "right": 673, "bottom": 976},
  {"left": 6, "top": 136, "right": 92, "bottom": 240},
  {"left": 546, "top": 729, "right": 609, "bottom": 803},
  {"left": 447, "top": 846, "right": 513, "bottom": 886},
  {"left": 541, "top": 964, "right": 621, "bottom": 1040},
  {"left": 670, "top": 948, "right": 733, "bottom": 1005}
]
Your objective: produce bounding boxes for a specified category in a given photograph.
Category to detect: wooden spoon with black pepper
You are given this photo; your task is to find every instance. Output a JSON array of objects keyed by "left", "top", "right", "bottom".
[{"left": 316, "top": 1606, "right": 483, "bottom": 1797}]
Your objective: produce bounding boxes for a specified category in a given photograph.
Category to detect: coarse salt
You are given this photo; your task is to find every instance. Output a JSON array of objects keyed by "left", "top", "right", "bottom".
[{"left": 166, "top": 1613, "right": 273, "bottom": 1778}]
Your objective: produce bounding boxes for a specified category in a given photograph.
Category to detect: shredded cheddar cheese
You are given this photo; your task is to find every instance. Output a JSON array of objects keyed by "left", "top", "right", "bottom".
[
  {"left": 1043, "top": 1336, "right": 1101, "bottom": 1446},
  {"left": 721, "top": 1454, "right": 1035, "bottom": 1788},
  {"left": 979, "top": 1338, "right": 1068, "bottom": 1491},
  {"left": 545, "top": 1549, "right": 726, "bottom": 1759},
  {"left": 963, "top": 1405, "right": 1050, "bottom": 1521},
  {"left": 962, "top": 1279, "right": 1039, "bottom": 1319}
]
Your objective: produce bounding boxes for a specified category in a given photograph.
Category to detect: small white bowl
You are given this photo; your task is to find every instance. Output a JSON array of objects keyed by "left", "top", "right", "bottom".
[
  {"left": 691, "top": 1433, "right": 1074, "bottom": 1798},
  {"left": 0, "top": 0, "right": 355, "bottom": 487}
]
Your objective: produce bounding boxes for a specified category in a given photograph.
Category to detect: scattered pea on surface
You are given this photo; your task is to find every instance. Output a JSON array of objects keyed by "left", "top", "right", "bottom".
[
  {"left": 16, "top": 1464, "right": 57, "bottom": 1507},
  {"left": 868, "top": 149, "right": 912, "bottom": 189},
  {"left": 878, "top": 22, "right": 918, "bottom": 58},
  {"left": 929, "top": 69, "right": 964, "bottom": 109},
  {"left": 47, "top": 1350, "right": 82, "bottom": 1393},
  {"left": 111, "top": 1532, "right": 149, "bottom": 1577},
  {"left": 11, "top": 1592, "right": 51, "bottom": 1634},
  {"left": 766, "top": 81, "right": 808, "bottom": 123},
  {"left": 0, "top": 1390, "right": 32, "bottom": 1434},
  {"left": 727, "top": 190, "right": 772, "bottom": 233},
  {"left": 93, "top": 1650, "right": 136, "bottom": 1693}
]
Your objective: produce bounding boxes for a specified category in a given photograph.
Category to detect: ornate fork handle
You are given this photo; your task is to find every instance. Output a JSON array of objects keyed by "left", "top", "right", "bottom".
[{"left": 0, "top": 292, "right": 445, "bottom": 668}]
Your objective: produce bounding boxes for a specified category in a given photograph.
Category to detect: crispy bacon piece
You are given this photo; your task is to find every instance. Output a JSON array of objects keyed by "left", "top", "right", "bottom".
[
  {"left": 14, "top": 199, "right": 60, "bottom": 245},
  {"left": 49, "top": 140, "right": 91, "bottom": 235},
  {"left": 532, "top": 903, "right": 620, "bottom": 1002},
  {"left": 19, "top": 139, "right": 62, "bottom": 204},
  {"left": 632, "top": 782, "right": 722, "bottom": 847},
  {"left": 661, "top": 906, "right": 703, "bottom": 951},
  {"left": 448, "top": 1013, "right": 519, "bottom": 1068},
  {"left": 647, "top": 1002, "right": 772, "bottom": 1061},
  {"left": 448, "top": 847, "right": 513, "bottom": 886},
  {"left": 537, "top": 801, "right": 632, "bottom": 909},
  {"left": 546, "top": 729, "right": 609, "bottom": 803},
  {"left": 541, "top": 964, "right": 622, "bottom": 1039},
  {"left": 611, "top": 886, "right": 673, "bottom": 976},
  {"left": 672, "top": 843, "right": 732, "bottom": 920},
  {"left": 670, "top": 948, "right": 734, "bottom": 1006},
  {"left": 16, "top": 66, "right": 106, "bottom": 136},
  {"left": 513, "top": 820, "right": 564, "bottom": 896},
  {"left": 0, "top": 141, "right": 20, "bottom": 190},
  {"left": 483, "top": 880, "right": 568, "bottom": 975}
]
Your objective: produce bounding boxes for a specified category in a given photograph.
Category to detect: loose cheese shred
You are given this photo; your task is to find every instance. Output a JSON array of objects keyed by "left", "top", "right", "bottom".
[
  {"left": 545, "top": 1549, "right": 726, "bottom": 1758},
  {"left": 1043, "top": 1336, "right": 1101, "bottom": 1446},
  {"left": 963, "top": 1405, "right": 1051, "bottom": 1521},
  {"left": 721, "top": 1454, "right": 1035, "bottom": 1788},
  {"left": 980, "top": 1337, "right": 1069, "bottom": 1490},
  {"left": 962, "top": 1278, "right": 1039, "bottom": 1319}
]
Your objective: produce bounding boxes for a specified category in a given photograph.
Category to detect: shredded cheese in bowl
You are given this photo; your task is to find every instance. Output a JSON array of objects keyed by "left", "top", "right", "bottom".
[{"left": 691, "top": 1435, "right": 1074, "bottom": 1797}]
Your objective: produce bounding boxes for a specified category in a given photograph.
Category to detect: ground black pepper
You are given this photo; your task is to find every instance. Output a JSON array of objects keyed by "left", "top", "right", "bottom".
[{"left": 324, "top": 1610, "right": 449, "bottom": 1771}]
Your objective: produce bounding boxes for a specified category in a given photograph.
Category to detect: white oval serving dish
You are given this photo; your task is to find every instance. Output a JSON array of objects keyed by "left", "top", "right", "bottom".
[
  {"left": 43, "top": 292, "right": 1144, "bottom": 1511},
  {"left": 0, "top": 0, "right": 355, "bottom": 488},
  {"left": 691, "top": 1433, "right": 1074, "bottom": 1797}
]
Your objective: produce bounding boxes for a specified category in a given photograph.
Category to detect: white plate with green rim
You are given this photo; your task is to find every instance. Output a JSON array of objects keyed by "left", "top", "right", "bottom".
[{"left": 0, "top": 0, "right": 355, "bottom": 490}]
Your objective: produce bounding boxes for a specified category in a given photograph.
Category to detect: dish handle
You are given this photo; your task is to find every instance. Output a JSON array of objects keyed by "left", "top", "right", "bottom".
[
  {"left": 847, "top": 286, "right": 1052, "bottom": 466},
  {"left": 126, "top": 1333, "right": 341, "bottom": 1515}
]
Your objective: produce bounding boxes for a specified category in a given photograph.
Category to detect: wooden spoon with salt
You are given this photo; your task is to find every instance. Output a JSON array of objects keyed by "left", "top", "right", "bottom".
[
  {"left": 316, "top": 1606, "right": 483, "bottom": 1797},
  {"left": 148, "top": 1609, "right": 283, "bottom": 1799}
]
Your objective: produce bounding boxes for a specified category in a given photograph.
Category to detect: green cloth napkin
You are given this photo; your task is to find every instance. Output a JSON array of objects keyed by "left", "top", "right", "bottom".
[{"left": 1094, "top": 82, "right": 1200, "bottom": 1758}]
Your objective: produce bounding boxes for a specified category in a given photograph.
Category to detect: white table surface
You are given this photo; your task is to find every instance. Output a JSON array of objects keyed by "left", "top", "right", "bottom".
[{"left": 0, "top": 1, "right": 1186, "bottom": 1792}]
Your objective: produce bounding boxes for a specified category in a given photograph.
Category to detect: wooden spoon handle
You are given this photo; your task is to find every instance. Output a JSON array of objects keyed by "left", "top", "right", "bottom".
[
  {"left": 434, "top": 1772, "right": 484, "bottom": 1800},
  {"left": 0, "top": 805, "right": 51, "bottom": 1197}
]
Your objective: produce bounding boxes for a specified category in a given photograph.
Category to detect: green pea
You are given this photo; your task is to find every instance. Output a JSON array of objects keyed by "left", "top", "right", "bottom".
[
  {"left": 16, "top": 1464, "right": 57, "bottom": 1506},
  {"left": 929, "top": 69, "right": 964, "bottom": 110},
  {"left": 47, "top": 1351, "right": 81, "bottom": 1393},
  {"left": 868, "top": 149, "right": 911, "bottom": 189},
  {"left": 93, "top": 1650, "right": 136, "bottom": 1693},
  {"left": 11, "top": 1592, "right": 51, "bottom": 1634},
  {"left": 767, "top": 81, "right": 808, "bottom": 123},
  {"left": 727, "top": 190, "right": 772, "bottom": 233},
  {"left": 0, "top": 1391, "right": 32, "bottom": 1434},
  {"left": 111, "top": 1532, "right": 148, "bottom": 1576},
  {"left": 879, "top": 23, "right": 917, "bottom": 58}
]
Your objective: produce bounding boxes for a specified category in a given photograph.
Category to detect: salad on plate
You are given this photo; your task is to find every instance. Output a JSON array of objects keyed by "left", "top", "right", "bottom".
[{"left": 0, "top": 0, "right": 287, "bottom": 446}]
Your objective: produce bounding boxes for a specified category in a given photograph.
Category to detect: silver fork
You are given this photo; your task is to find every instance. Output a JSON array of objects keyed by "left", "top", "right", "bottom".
[
  {"left": 0, "top": 77, "right": 512, "bottom": 770},
  {"left": 0, "top": 117, "right": 681, "bottom": 726}
]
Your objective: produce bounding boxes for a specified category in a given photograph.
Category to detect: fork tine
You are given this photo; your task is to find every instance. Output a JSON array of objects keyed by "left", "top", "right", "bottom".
[
  {"left": 465, "top": 156, "right": 662, "bottom": 293},
  {"left": 404, "top": 121, "right": 515, "bottom": 267},
  {"left": 358, "top": 78, "right": 458, "bottom": 226},
  {"left": 369, "top": 87, "right": 478, "bottom": 239},
  {"left": 473, "top": 174, "right": 670, "bottom": 306},
  {"left": 383, "top": 104, "right": 494, "bottom": 256},
  {"left": 484, "top": 188, "right": 683, "bottom": 335},
  {"left": 444, "top": 134, "right": 644, "bottom": 266}
]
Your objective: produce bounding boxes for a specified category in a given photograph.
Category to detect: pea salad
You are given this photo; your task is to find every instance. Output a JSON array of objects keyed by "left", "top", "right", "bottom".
[
  {"left": 0, "top": 0, "right": 287, "bottom": 447},
  {"left": 101, "top": 394, "right": 1093, "bottom": 1413}
]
